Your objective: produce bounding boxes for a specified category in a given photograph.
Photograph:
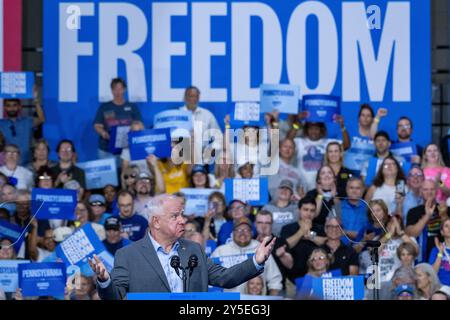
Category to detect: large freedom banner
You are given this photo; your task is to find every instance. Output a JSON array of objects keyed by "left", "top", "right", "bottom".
[{"left": 43, "top": 1, "right": 430, "bottom": 162}]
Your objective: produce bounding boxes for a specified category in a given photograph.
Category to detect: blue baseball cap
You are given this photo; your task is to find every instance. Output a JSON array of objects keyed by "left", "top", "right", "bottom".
[
  {"left": 395, "top": 284, "right": 414, "bottom": 296},
  {"left": 191, "top": 165, "right": 208, "bottom": 175},
  {"left": 89, "top": 194, "right": 106, "bottom": 205}
]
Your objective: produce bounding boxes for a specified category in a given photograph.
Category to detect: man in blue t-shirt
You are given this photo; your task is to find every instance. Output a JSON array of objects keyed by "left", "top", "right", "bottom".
[
  {"left": 334, "top": 177, "right": 368, "bottom": 241},
  {"left": 93, "top": 78, "right": 143, "bottom": 159},
  {"left": 116, "top": 190, "right": 148, "bottom": 242},
  {"left": 102, "top": 216, "right": 131, "bottom": 256},
  {"left": 0, "top": 98, "right": 45, "bottom": 165}
]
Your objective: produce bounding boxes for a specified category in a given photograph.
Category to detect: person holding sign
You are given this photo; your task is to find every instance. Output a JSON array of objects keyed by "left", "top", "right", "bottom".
[
  {"left": 392, "top": 117, "right": 423, "bottom": 164},
  {"left": 51, "top": 140, "right": 86, "bottom": 190},
  {"left": 343, "top": 105, "right": 387, "bottom": 176},
  {"left": 0, "top": 92, "right": 45, "bottom": 165},
  {"left": 292, "top": 122, "right": 347, "bottom": 192},
  {"left": 179, "top": 86, "right": 221, "bottom": 165},
  {"left": 90, "top": 194, "right": 276, "bottom": 299},
  {"left": 93, "top": 78, "right": 143, "bottom": 160}
]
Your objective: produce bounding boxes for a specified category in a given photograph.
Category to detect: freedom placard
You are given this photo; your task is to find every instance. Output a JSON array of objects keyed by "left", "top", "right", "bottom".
[
  {"left": 302, "top": 95, "right": 340, "bottom": 122},
  {"left": 128, "top": 128, "right": 172, "bottom": 160},
  {"left": 0, "top": 260, "right": 30, "bottom": 292},
  {"left": 0, "top": 72, "right": 34, "bottom": 98},
  {"left": 224, "top": 178, "right": 269, "bottom": 206},
  {"left": 18, "top": 262, "right": 66, "bottom": 297},
  {"left": 0, "top": 220, "right": 25, "bottom": 253},
  {"left": 312, "top": 275, "right": 365, "bottom": 300},
  {"left": 230, "top": 102, "right": 264, "bottom": 128},
  {"left": 390, "top": 142, "right": 418, "bottom": 162},
  {"left": 212, "top": 253, "right": 254, "bottom": 269},
  {"left": 295, "top": 269, "right": 342, "bottom": 297},
  {"left": 78, "top": 158, "right": 118, "bottom": 190},
  {"left": 31, "top": 188, "right": 77, "bottom": 220},
  {"left": 153, "top": 110, "right": 192, "bottom": 138},
  {"left": 55, "top": 223, "right": 114, "bottom": 271},
  {"left": 260, "top": 84, "right": 299, "bottom": 114},
  {"left": 180, "top": 188, "right": 215, "bottom": 217},
  {"left": 108, "top": 125, "right": 131, "bottom": 154}
]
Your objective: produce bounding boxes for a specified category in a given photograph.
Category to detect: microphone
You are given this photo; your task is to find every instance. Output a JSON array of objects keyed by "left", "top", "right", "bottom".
[
  {"left": 188, "top": 254, "right": 198, "bottom": 277},
  {"left": 170, "top": 255, "right": 181, "bottom": 278}
]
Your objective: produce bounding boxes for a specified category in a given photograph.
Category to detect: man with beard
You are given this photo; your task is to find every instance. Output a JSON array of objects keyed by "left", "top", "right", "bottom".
[
  {"left": 0, "top": 98, "right": 45, "bottom": 165},
  {"left": 133, "top": 172, "right": 154, "bottom": 219},
  {"left": 390, "top": 117, "right": 423, "bottom": 165}
]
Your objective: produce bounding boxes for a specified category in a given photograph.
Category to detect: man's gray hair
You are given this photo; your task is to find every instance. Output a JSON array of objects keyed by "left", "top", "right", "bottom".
[{"left": 146, "top": 194, "right": 179, "bottom": 221}]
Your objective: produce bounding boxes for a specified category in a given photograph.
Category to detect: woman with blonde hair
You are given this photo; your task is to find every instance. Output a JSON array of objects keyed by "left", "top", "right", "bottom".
[
  {"left": 244, "top": 276, "right": 267, "bottom": 296},
  {"left": 421, "top": 143, "right": 450, "bottom": 202},
  {"left": 323, "top": 142, "right": 353, "bottom": 198}
]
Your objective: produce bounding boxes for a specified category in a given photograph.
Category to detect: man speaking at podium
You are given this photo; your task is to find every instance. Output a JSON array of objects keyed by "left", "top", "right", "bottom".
[{"left": 89, "top": 194, "right": 276, "bottom": 300}]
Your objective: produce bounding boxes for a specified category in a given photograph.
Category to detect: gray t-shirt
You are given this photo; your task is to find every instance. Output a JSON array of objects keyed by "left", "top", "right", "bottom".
[{"left": 262, "top": 202, "right": 298, "bottom": 237}]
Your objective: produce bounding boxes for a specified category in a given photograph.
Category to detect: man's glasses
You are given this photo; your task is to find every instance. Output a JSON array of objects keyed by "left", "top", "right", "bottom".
[
  {"left": 38, "top": 175, "right": 52, "bottom": 180},
  {"left": 234, "top": 228, "right": 251, "bottom": 234},
  {"left": 325, "top": 225, "right": 340, "bottom": 230},
  {"left": 90, "top": 202, "right": 104, "bottom": 207},
  {"left": 408, "top": 173, "right": 424, "bottom": 178},
  {"left": 398, "top": 125, "right": 411, "bottom": 130}
]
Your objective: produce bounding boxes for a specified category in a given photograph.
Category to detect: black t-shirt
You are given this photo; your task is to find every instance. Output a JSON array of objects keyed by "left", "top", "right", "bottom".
[
  {"left": 271, "top": 235, "right": 291, "bottom": 288},
  {"left": 406, "top": 204, "right": 450, "bottom": 261},
  {"left": 280, "top": 221, "right": 325, "bottom": 281},
  {"left": 322, "top": 241, "right": 359, "bottom": 276},
  {"left": 305, "top": 189, "right": 334, "bottom": 227},
  {"left": 51, "top": 164, "right": 86, "bottom": 189}
]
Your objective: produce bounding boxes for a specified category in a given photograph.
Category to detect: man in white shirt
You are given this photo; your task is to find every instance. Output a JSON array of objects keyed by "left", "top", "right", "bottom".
[
  {"left": 179, "top": 86, "right": 222, "bottom": 164},
  {"left": 211, "top": 217, "right": 283, "bottom": 295},
  {"left": 0, "top": 144, "right": 33, "bottom": 190}
]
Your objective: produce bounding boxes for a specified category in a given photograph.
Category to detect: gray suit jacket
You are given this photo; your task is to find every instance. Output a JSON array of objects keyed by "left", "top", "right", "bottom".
[{"left": 98, "top": 236, "right": 263, "bottom": 300}]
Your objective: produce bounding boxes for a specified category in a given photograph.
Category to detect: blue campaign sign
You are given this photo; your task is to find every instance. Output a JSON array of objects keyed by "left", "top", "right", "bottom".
[
  {"left": 55, "top": 223, "right": 112, "bottom": 271},
  {"left": 31, "top": 188, "right": 77, "bottom": 220},
  {"left": 18, "top": 262, "right": 66, "bottom": 297},
  {"left": 390, "top": 141, "right": 418, "bottom": 162},
  {"left": 43, "top": 1, "right": 430, "bottom": 162},
  {"left": 295, "top": 269, "right": 342, "bottom": 297},
  {"left": 154, "top": 110, "right": 192, "bottom": 129},
  {"left": 108, "top": 125, "right": 131, "bottom": 154},
  {"left": 78, "top": 158, "right": 119, "bottom": 190},
  {"left": 212, "top": 253, "right": 254, "bottom": 268},
  {"left": 0, "top": 220, "right": 25, "bottom": 253},
  {"left": 127, "top": 292, "right": 240, "bottom": 300},
  {"left": 224, "top": 178, "right": 269, "bottom": 206},
  {"left": 312, "top": 275, "right": 365, "bottom": 300},
  {"left": 0, "top": 260, "right": 30, "bottom": 292},
  {"left": 128, "top": 128, "right": 172, "bottom": 160},
  {"left": 302, "top": 95, "right": 340, "bottom": 123},
  {"left": 230, "top": 102, "right": 264, "bottom": 128},
  {"left": 260, "top": 84, "right": 300, "bottom": 114},
  {"left": 0, "top": 72, "right": 35, "bottom": 99},
  {"left": 181, "top": 188, "right": 215, "bottom": 217}
]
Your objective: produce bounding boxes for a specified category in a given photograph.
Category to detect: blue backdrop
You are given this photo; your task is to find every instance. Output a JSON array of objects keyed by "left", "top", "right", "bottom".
[{"left": 43, "top": 0, "right": 430, "bottom": 161}]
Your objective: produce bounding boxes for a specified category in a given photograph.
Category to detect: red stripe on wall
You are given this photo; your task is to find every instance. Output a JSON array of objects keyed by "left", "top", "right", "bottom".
[{"left": 3, "top": 0, "right": 22, "bottom": 71}]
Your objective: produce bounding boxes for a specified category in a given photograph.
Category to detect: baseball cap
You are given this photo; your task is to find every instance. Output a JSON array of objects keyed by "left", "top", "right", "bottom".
[
  {"left": 191, "top": 165, "right": 208, "bottom": 175},
  {"left": 278, "top": 179, "right": 294, "bottom": 193},
  {"left": 89, "top": 194, "right": 106, "bottom": 205},
  {"left": 233, "top": 216, "right": 252, "bottom": 230},
  {"left": 104, "top": 216, "right": 121, "bottom": 231},
  {"left": 137, "top": 172, "right": 152, "bottom": 181},
  {"left": 395, "top": 284, "right": 414, "bottom": 296},
  {"left": 53, "top": 227, "right": 73, "bottom": 242}
]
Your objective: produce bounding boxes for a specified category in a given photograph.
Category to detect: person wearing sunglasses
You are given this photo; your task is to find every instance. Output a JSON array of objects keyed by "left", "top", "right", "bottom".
[
  {"left": 0, "top": 95, "right": 45, "bottom": 165},
  {"left": 393, "top": 117, "right": 423, "bottom": 165},
  {"left": 0, "top": 144, "right": 33, "bottom": 191},
  {"left": 120, "top": 165, "right": 140, "bottom": 195},
  {"left": 401, "top": 165, "right": 425, "bottom": 225}
]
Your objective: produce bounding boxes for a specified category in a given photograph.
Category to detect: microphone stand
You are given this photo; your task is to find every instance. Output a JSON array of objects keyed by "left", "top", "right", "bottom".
[{"left": 366, "top": 241, "right": 381, "bottom": 301}]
